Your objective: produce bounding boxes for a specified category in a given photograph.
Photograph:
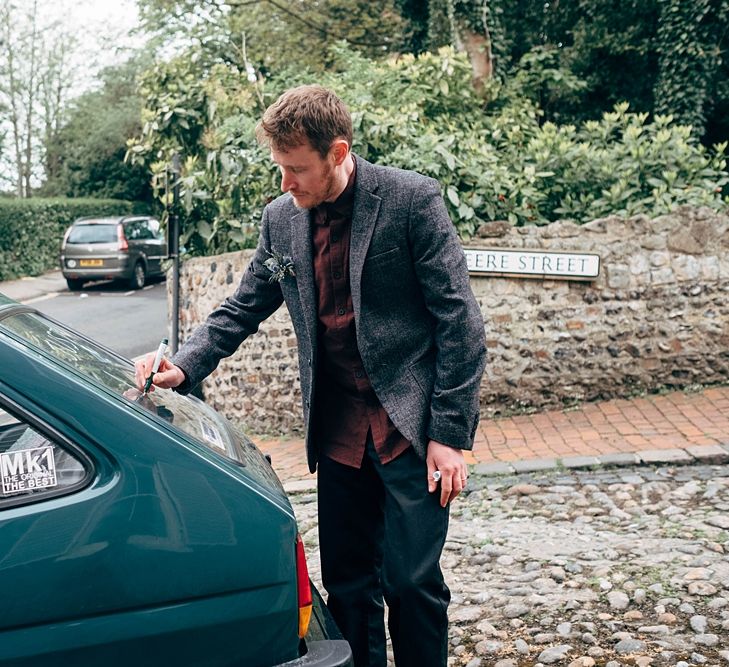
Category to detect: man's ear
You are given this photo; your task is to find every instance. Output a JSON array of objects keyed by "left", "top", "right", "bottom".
[{"left": 330, "top": 139, "right": 350, "bottom": 166}]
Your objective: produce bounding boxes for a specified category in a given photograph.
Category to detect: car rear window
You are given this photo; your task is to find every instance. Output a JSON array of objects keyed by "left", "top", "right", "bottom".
[
  {"left": 0, "top": 408, "right": 89, "bottom": 507},
  {"left": 0, "top": 312, "right": 283, "bottom": 492},
  {"left": 67, "top": 224, "right": 117, "bottom": 244}
]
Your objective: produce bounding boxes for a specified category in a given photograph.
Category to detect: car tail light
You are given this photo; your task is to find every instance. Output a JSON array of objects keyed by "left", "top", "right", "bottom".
[
  {"left": 296, "top": 533, "right": 313, "bottom": 638},
  {"left": 117, "top": 225, "right": 129, "bottom": 251}
]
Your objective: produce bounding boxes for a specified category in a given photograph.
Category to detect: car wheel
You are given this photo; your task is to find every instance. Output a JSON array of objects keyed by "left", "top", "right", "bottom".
[
  {"left": 129, "top": 262, "right": 146, "bottom": 290},
  {"left": 66, "top": 278, "right": 84, "bottom": 291}
]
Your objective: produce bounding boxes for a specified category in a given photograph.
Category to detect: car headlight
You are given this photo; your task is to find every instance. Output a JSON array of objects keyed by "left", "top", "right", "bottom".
[{"left": 67, "top": 260, "right": 77, "bottom": 268}]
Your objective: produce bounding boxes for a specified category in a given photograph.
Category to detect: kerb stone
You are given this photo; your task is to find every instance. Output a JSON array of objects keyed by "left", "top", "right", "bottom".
[
  {"left": 283, "top": 479, "right": 316, "bottom": 494},
  {"left": 599, "top": 453, "right": 641, "bottom": 467},
  {"left": 511, "top": 458, "right": 558, "bottom": 473},
  {"left": 638, "top": 449, "right": 693, "bottom": 464},
  {"left": 474, "top": 462, "right": 516, "bottom": 476},
  {"left": 561, "top": 455, "right": 601, "bottom": 469},
  {"left": 686, "top": 445, "right": 729, "bottom": 464}
]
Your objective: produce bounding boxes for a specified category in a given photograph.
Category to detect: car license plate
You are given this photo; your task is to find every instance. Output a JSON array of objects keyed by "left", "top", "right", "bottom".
[{"left": 79, "top": 259, "right": 103, "bottom": 267}]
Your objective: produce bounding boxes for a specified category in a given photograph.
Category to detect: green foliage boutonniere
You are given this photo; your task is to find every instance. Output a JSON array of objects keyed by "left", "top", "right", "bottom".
[{"left": 263, "top": 248, "right": 296, "bottom": 283}]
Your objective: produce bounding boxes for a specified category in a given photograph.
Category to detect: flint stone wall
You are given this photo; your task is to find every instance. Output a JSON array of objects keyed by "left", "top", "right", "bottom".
[{"left": 172, "top": 206, "right": 729, "bottom": 435}]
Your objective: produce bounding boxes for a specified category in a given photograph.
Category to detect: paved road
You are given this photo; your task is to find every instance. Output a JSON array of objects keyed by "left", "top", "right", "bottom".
[{"left": 28, "top": 280, "right": 168, "bottom": 360}]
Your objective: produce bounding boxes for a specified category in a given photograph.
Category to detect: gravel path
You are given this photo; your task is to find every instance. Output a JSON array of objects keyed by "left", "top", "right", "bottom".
[{"left": 291, "top": 463, "right": 729, "bottom": 666}]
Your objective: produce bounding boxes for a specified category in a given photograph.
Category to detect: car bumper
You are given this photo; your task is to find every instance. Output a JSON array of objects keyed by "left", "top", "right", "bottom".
[
  {"left": 61, "top": 264, "right": 132, "bottom": 281},
  {"left": 62, "top": 267, "right": 130, "bottom": 280},
  {"left": 274, "top": 585, "right": 353, "bottom": 667},
  {"left": 277, "top": 640, "right": 353, "bottom": 667}
]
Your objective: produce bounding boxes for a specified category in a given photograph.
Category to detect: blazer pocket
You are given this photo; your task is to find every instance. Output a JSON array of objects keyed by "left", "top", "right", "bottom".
[
  {"left": 409, "top": 352, "right": 436, "bottom": 398},
  {"left": 365, "top": 246, "right": 401, "bottom": 265}
]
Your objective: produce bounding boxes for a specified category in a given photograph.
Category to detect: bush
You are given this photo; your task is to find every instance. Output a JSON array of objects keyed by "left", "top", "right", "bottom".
[
  {"left": 128, "top": 44, "right": 728, "bottom": 252},
  {"left": 0, "top": 198, "right": 140, "bottom": 281},
  {"left": 323, "top": 47, "right": 728, "bottom": 236}
]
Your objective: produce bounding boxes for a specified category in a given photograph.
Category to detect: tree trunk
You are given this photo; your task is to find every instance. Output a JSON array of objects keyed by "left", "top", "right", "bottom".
[
  {"left": 456, "top": 19, "right": 493, "bottom": 95},
  {"left": 1, "top": 3, "right": 25, "bottom": 197},
  {"left": 23, "top": 0, "right": 39, "bottom": 198},
  {"left": 430, "top": 0, "right": 494, "bottom": 96}
]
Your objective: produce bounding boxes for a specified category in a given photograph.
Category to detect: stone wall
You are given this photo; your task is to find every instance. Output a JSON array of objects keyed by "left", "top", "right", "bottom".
[{"left": 172, "top": 206, "right": 729, "bottom": 435}]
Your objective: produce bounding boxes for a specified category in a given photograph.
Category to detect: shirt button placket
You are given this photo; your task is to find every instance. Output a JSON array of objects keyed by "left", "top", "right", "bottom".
[{"left": 331, "top": 220, "right": 346, "bottom": 319}]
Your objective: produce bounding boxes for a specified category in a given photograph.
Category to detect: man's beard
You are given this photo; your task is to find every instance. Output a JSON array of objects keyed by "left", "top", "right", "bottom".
[{"left": 291, "top": 162, "right": 337, "bottom": 209}]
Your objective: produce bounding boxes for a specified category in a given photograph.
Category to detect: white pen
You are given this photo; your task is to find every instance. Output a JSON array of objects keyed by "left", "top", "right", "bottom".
[{"left": 143, "top": 338, "right": 168, "bottom": 395}]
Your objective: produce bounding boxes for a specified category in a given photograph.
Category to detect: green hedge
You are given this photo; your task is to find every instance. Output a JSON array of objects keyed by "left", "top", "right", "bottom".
[
  {"left": 0, "top": 198, "right": 143, "bottom": 281},
  {"left": 128, "top": 45, "right": 728, "bottom": 255}
]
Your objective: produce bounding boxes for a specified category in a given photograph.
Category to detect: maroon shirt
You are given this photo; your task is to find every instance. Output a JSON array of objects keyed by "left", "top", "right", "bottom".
[{"left": 311, "top": 159, "right": 411, "bottom": 468}]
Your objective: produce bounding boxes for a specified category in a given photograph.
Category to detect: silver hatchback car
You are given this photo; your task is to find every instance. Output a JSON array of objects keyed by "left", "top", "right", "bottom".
[{"left": 60, "top": 216, "right": 167, "bottom": 291}]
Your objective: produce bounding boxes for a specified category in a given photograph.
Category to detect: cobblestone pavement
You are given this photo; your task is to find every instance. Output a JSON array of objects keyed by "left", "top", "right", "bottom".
[{"left": 291, "top": 463, "right": 729, "bottom": 667}]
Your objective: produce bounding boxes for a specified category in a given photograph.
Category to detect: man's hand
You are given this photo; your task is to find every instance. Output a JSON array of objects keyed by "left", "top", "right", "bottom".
[
  {"left": 427, "top": 440, "right": 468, "bottom": 507},
  {"left": 134, "top": 354, "right": 186, "bottom": 392}
]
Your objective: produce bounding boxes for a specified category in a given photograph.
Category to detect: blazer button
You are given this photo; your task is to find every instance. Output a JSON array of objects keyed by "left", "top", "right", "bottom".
[
  {"left": 355, "top": 370, "right": 364, "bottom": 379},
  {"left": 337, "top": 308, "right": 345, "bottom": 315}
]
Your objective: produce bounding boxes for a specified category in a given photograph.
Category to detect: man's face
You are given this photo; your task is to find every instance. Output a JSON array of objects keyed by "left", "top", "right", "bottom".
[{"left": 271, "top": 142, "right": 338, "bottom": 209}]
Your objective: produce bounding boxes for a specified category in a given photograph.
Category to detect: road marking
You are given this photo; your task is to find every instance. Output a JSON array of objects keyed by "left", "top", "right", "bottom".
[
  {"left": 124, "top": 290, "right": 135, "bottom": 296},
  {"left": 20, "top": 293, "right": 60, "bottom": 305},
  {"left": 143, "top": 285, "right": 154, "bottom": 291}
]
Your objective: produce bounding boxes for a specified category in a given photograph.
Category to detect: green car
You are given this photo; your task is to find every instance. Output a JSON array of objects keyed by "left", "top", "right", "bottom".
[{"left": 0, "top": 293, "right": 352, "bottom": 667}]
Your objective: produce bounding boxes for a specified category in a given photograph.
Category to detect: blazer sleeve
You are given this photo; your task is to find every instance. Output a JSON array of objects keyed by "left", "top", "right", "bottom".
[
  {"left": 407, "top": 178, "right": 487, "bottom": 449},
  {"left": 171, "top": 208, "right": 284, "bottom": 392}
]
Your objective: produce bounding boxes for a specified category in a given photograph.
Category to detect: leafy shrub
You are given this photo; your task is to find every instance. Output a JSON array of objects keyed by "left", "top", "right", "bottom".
[
  {"left": 0, "top": 198, "right": 139, "bottom": 281},
  {"left": 128, "top": 44, "right": 728, "bottom": 253}
]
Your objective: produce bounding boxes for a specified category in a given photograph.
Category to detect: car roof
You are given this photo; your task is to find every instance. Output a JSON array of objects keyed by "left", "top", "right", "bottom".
[{"left": 72, "top": 216, "right": 150, "bottom": 226}]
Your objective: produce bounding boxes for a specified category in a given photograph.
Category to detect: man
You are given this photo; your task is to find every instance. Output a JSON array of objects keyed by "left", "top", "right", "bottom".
[{"left": 136, "top": 85, "right": 486, "bottom": 667}]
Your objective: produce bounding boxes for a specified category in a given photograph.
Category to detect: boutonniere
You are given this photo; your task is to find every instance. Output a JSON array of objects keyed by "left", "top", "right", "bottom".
[{"left": 263, "top": 247, "right": 296, "bottom": 283}]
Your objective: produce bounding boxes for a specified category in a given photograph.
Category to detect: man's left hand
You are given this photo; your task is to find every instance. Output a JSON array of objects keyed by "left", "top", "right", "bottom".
[{"left": 427, "top": 440, "right": 468, "bottom": 507}]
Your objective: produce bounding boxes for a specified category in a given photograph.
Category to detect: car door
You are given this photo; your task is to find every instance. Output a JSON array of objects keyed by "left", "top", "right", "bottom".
[
  {"left": 144, "top": 219, "right": 167, "bottom": 277},
  {"left": 0, "top": 397, "right": 102, "bottom": 663}
]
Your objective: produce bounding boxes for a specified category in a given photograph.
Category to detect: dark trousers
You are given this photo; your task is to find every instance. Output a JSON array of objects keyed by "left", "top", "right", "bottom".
[{"left": 317, "top": 439, "right": 450, "bottom": 667}]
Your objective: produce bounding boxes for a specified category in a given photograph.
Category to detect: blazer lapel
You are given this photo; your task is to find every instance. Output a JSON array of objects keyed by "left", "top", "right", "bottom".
[
  {"left": 290, "top": 208, "right": 318, "bottom": 346},
  {"left": 350, "top": 156, "right": 382, "bottom": 319}
]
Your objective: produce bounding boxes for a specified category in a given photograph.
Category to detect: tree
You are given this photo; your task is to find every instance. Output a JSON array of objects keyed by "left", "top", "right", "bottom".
[
  {"left": 426, "top": 0, "right": 498, "bottom": 93},
  {"left": 137, "top": 0, "right": 411, "bottom": 73},
  {"left": 0, "top": 1, "right": 77, "bottom": 197},
  {"left": 129, "top": 42, "right": 727, "bottom": 255},
  {"left": 653, "top": 0, "right": 728, "bottom": 138},
  {"left": 41, "top": 57, "right": 153, "bottom": 202}
]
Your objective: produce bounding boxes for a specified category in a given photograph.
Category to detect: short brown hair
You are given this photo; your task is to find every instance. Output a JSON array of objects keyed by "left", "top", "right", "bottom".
[{"left": 256, "top": 85, "right": 353, "bottom": 158}]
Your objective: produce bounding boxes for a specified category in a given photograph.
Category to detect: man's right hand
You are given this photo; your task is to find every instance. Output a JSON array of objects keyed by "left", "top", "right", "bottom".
[{"left": 134, "top": 354, "right": 186, "bottom": 392}]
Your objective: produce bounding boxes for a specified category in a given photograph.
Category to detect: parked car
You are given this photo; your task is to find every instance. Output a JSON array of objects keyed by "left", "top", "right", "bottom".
[
  {"left": 0, "top": 292, "right": 352, "bottom": 667},
  {"left": 60, "top": 216, "right": 167, "bottom": 291}
]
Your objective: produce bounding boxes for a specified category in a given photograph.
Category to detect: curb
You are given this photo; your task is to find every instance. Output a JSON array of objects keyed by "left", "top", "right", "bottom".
[
  {"left": 472, "top": 443, "right": 729, "bottom": 477},
  {"left": 281, "top": 444, "right": 729, "bottom": 495}
]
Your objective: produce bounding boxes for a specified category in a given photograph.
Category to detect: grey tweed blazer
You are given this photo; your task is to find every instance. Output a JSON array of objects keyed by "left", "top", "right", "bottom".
[{"left": 173, "top": 154, "right": 487, "bottom": 473}]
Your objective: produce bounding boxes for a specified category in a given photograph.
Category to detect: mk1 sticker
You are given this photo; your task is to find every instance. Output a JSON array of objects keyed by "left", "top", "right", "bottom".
[{"left": 1, "top": 445, "right": 58, "bottom": 495}]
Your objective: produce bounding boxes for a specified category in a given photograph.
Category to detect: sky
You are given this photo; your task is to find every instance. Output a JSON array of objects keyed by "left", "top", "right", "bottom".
[
  {"left": 0, "top": 0, "right": 144, "bottom": 189},
  {"left": 41, "top": 0, "right": 144, "bottom": 95}
]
